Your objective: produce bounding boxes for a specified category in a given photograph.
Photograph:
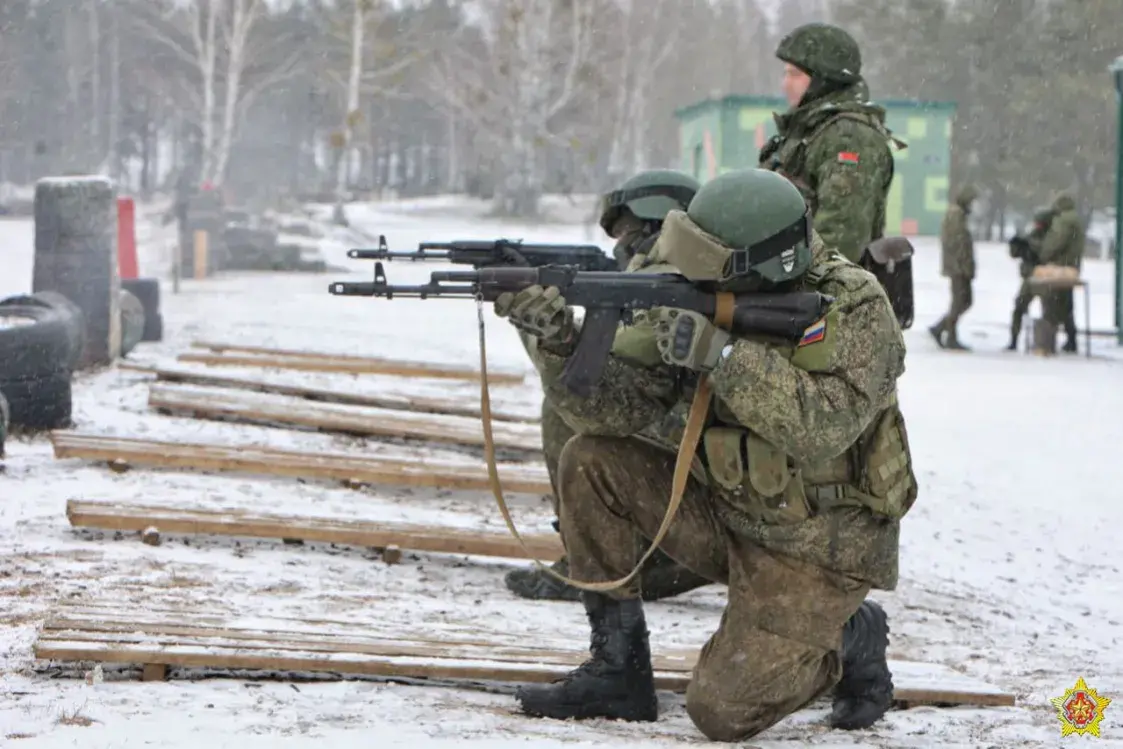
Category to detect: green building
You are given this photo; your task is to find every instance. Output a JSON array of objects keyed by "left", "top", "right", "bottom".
[{"left": 674, "top": 95, "right": 956, "bottom": 237}]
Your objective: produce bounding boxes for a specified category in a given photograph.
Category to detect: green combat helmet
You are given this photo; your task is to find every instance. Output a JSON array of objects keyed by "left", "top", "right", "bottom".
[
  {"left": 598, "top": 169, "right": 701, "bottom": 235},
  {"left": 776, "top": 22, "right": 862, "bottom": 84},
  {"left": 685, "top": 168, "right": 813, "bottom": 285}
]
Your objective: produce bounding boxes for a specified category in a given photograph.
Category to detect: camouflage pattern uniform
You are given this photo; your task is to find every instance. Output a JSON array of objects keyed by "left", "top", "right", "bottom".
[
  {"left": 1034, "top": 193, "right": 1084, "bottom": 352},
  {"left": 759, "top": 23, "right": 901, "bottom": 264},
  {"left": 1007, "top": 207, "right": 1053, "bottom": 351},
  {"left": 505, "top": 169, "right": 712, "bottom": 602},
  {"left": 930, "top": 185, "right": 977, "bottom": 350},
  {"left": 513, "top": 170, "right": 914, "bottom": 741}
]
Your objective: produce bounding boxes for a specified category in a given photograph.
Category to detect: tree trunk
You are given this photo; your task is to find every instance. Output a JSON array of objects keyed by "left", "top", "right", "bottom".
[{"left": 333, "top": 0, "right": 365, "bottom": 224}]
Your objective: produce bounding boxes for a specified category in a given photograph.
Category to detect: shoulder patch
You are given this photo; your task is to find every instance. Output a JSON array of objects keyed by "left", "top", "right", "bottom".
[
  {"left": 798, "top": 317, "right": 827, "bottom": 347},
  {"left": 838, "top": 151, "right": 859, "bottom": 165}
]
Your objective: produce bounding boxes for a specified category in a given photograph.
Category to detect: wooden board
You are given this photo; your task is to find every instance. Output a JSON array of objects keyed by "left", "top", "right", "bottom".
[
  {"left": 66, "top": 500, "right": 565, "bottom": 560},
  {"left": 33, "top": 603, "right": 1015, "bottom": 708},
  {"left": 178, "top": 348, "right": 526, "bottom": 385},
  {"left": 147, "top": 383, "right": 541, "bottom": 452},
  {"left": 118, "top": 362, "right": 538, "bottom": 424},
  {"left": 50, "top": 432, "right": 552, "bottom": 495}
]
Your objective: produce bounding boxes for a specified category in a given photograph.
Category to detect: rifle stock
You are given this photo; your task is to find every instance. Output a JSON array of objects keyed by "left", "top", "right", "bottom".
[{"left": 330, "top": 263, "right": 833, "bottom": 396}]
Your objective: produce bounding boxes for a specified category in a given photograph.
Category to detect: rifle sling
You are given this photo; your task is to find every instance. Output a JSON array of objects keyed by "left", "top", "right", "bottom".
[{"left": 474, "top": 292, "right": 733, "bottom": 592}]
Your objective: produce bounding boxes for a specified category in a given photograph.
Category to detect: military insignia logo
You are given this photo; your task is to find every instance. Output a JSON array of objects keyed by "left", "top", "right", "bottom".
[
  {"left": 1051, "top": 677, "right": 1111, "bottom": 737},
  {"left": 837, "top": 151, "right": 860, "bottom": 165},
  {"left": 798, "top": 317, "right": 826, "bottom": 347},
  {"left": 781, "top": 247, "right": 796, "bottom": 273}
]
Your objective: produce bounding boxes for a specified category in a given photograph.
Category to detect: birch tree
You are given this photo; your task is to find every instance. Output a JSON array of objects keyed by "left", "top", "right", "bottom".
[
  {"left": 601, "top": 0, "right": 680, "bottom": 180},
  {"left": 126, "top": 0, "right": 304, "bottom": 187},
  {"left": 322, "top": 0, "right": 421, "bottom": 224},
  {"left": 429, "top": 0, "right": 597, "bottom": 217}
]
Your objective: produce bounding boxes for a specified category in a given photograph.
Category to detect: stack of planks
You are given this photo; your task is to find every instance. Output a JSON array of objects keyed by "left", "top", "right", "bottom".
[{"left": 33, "top": 598, "right": 1017, "bottom": 711}]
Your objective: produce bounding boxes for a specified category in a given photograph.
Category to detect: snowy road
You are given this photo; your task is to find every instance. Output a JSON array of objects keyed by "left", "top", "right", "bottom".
[{"left": 1, "top": 197, "right": 1121, "bottom": 747}]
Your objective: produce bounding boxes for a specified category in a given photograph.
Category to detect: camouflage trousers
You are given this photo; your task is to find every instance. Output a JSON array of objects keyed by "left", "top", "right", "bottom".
[
  {"left": 933, "top": 275, "right": 972, "bottom": 343},
  {"left": 541, "top": 399, "right": 710, "bottom": 594},
  {"left": 557, "top": 434, "right": 870, "bottom": 742}
]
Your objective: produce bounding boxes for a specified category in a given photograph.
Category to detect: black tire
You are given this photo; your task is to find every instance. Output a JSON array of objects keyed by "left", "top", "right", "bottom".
[
  {"left": 0, "top": 291, "right": 86, "bottom": 370},
  {"left": 121, "top": 278, "right": 163, "bottom": 342},
  {"left": 0, "top": 370, "right": 72, "bottom": 431},
  {"left": 119, "top": 289, "right": 146, "bottom": 357},
  {"left": 0, "top": 303, "right": 75, "bottom": 380}
]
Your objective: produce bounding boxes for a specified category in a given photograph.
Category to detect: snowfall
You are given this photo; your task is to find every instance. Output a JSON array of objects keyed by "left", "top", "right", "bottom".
[{"left": 0, "top": 194, "right": 1121, "bottom": 749}]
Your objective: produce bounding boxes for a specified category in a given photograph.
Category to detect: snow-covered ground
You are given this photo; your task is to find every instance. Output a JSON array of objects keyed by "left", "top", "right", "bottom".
[{"left": 1, "top": 197, "right": 1122, "bottom": 748}]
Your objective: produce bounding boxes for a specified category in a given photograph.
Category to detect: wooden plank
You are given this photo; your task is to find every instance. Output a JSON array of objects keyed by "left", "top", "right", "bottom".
[
  {"left": 177, "top": 350, "right": 526, "bottom": 385},
  {"left": 117, "top": 363, "right": 538, "bottom": 424},
  {"left": 50, "top": 432, "right": 551, "bottom": 495},
  {"left": 147, "top": 384, "right": 541, "bottom": 453},
  {"left": 32, "top": 610, "right": 1015, "bottom": 707},
  {"left": 65, "top": 500, "right": 565, "bottom": 561}
]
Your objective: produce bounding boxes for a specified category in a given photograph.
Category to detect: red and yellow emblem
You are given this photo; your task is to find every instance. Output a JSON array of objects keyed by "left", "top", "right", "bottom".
[{"left": 1051, "top": 677, "right": 1111, "bottom": 737}]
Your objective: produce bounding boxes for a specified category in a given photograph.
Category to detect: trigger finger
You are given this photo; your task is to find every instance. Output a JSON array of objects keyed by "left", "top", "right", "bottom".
[{"left": 494, "top": 292, "right": 515, "bottom": 316}]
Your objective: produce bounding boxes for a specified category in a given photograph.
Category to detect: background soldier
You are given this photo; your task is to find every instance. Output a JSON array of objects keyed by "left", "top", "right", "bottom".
[
  {"left": 1007, "top": 206, "right": 1052, "bottom": 351},
  {"left": 503, "top": 169, "right": 910, "bottom": 739},
  {"left": 1034, "top": 192, "right": 1084, "bottom": 353},
  {"left": 759, "top": 22, "right": 901, "bottom": 264},
  {"left": 929, "top": 185, "right": 978, "bottom": 350},
  {"left": 503, "top": 168, "right": 712, "bottom": 602}
]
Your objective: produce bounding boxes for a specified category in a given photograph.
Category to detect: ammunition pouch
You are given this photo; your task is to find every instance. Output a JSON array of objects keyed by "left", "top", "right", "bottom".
[
  {"left": 704, "top": 399, "right": 916, "bottom": 525},
  {"left": 703, "top": 426, "right": 811, "bottom": 525}
]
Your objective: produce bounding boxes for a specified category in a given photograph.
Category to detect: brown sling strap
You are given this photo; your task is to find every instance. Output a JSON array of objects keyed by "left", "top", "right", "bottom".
[{"left": 475, "top": 292, "right": 735, "bottom": 592}]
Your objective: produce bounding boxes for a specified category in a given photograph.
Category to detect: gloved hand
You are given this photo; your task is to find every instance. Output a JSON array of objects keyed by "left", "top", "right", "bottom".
[
  {"left": 651, "top": 308, "right": 730, "bottom": 371},
  {"left": 494, "top": 285, "right": 575, "bottom": 346}
]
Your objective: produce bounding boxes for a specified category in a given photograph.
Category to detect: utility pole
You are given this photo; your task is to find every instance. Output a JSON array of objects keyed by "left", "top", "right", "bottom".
[{"left": 1111, "top": 56, "right": 1123, "bottom": 342}]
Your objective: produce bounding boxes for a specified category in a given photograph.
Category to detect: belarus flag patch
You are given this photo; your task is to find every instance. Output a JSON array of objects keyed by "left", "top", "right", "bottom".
[
  {"left": 798, "top": 318, "right": 827, "bottom": 347},
  {"left": 837, "top": 151, "right": 860, "bottom": 164}
]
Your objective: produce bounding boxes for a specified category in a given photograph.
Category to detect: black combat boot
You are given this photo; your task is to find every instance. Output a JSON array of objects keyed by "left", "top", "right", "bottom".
[
  {"left": 506, "top": 551, "right": 712, "bottom": 602},
  {"left": 1062, "top": 338, "right": 1078, "bottom": 353},
  {"left": 927, "top": 324, "right": 945, "bottom": 348},
  {"left": 829, "top": 600, "right": 894, "bottom": 730},
  {"left": 516, "top": 593, "right": 658, "bottom": 722}
]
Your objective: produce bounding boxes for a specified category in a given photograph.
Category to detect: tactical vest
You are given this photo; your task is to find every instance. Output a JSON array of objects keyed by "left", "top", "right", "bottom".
[
  {"left": 760, "top": 111, "right": 901, "bottom": 243},
  {"left": 702, "top": 252, "right": 917, "bottom": 526}
]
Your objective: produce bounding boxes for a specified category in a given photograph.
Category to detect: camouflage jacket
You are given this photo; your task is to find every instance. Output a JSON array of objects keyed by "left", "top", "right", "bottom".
[
  {"left": 1035, "top": 195, "right": 1084, "bottom": 270},
  {"left": 940, "top": 199, "right": 975, "bottom": 279},
  {"left": 530, "top": 233, "right": 911, "bottom": 591},
  {"left": 759, "top": 81, "right": 899, "bottom": 264}
]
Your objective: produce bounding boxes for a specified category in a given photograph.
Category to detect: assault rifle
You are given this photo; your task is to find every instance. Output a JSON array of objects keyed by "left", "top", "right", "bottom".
[
  {"left": 329, "top": 263, "right": 833, "bottom": 396},
  {"left": 348, "top": 234, "right": 617, "bottom": 271}
]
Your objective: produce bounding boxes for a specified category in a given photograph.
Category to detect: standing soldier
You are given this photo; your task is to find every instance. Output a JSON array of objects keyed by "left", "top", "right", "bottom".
[
  {"left": 1035, "top": 192, "right": 1084, "bottom": 353},
  {"left": 759, "top": 23, "right": 903, "bottom": 265},
  {"left": 929, "top": 185, "right": 978, "bottom": 350},
  {"left": 503, "top": 168, "right": 712, "bottom": 603},
  {"left": 1006, "top": 206, "right": 1053, "bottom": 351}
]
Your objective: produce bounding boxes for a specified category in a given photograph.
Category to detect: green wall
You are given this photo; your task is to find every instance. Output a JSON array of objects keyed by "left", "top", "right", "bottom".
[{"left": 675, "top": 95, "right": 956, "bottom": 237}]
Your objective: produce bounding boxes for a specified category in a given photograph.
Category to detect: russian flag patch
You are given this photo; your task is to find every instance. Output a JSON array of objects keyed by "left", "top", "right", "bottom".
[
  {"left": 837, "top": 151, "right": 859, "bottom": 164},
  {"left": 798, "top": 318, "right": 827, "bottom": 347}
]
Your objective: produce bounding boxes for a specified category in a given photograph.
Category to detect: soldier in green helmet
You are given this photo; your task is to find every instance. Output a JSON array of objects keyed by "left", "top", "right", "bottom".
[
  {"left": 760, "top": 23, "right": 902, "bottom": 265},
  {"left": 503, "top": 168, "right": 713, "bottom": 603},
  {"left": 501, "top": 168, "right": 913, "bottom": 740}
]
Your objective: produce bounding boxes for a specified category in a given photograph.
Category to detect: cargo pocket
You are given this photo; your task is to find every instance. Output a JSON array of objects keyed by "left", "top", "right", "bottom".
[
  {"left": 745, "top": 432, "right": 811, "bottom": 525},
  {"left": 703, "top": 427, "right": 810, "bottom": 526},
  {"left": 856, "top": 405, "right": 918, "bottom": 519}
]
